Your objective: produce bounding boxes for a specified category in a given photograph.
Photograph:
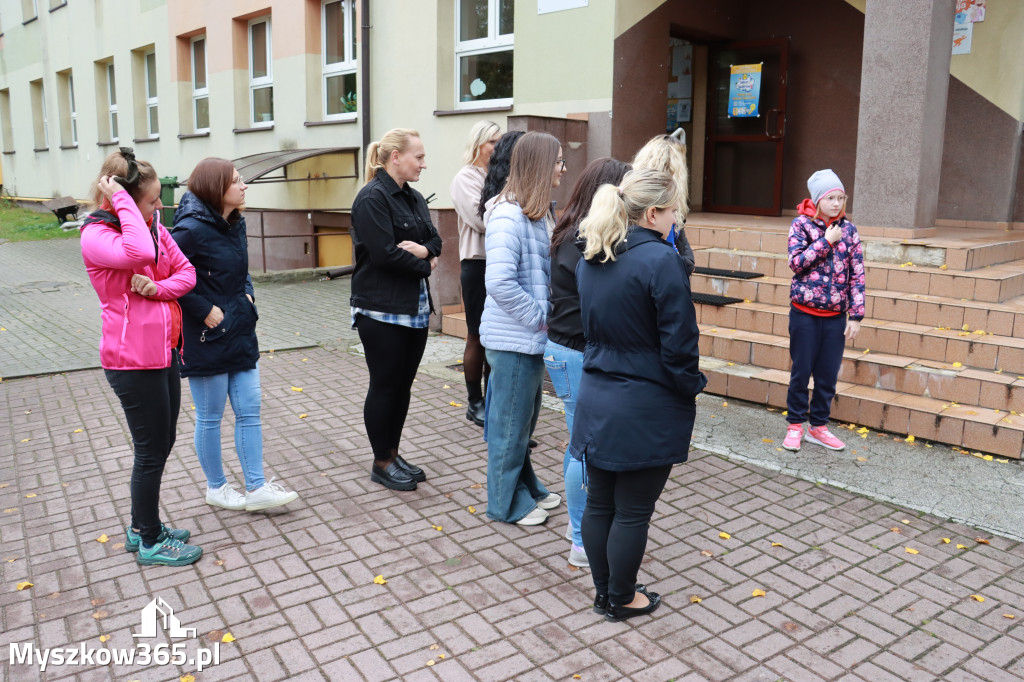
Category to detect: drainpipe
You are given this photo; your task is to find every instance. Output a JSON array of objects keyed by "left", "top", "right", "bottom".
[{"left": 360, "top": 0, "right": 371, "bottom": 170}]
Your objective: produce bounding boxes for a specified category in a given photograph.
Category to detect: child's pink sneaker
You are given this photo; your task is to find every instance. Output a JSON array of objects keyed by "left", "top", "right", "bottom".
[
  {"left": 805, "top": 424, "right": 845, "bottom": 450},
  {"left": 782, "top": 424, "right": 803, "bottom": 451}
]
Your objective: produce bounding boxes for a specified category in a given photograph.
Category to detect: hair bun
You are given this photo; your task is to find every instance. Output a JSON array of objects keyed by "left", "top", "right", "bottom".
[{"left": 116, "top": 146, "right": 140, "bottom": 185}]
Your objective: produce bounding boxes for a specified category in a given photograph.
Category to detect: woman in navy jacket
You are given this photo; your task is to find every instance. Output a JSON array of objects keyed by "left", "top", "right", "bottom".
[
  {"left": 172, "top": 158, "right": 298, "bottom": 513},
  {"left": 571, "top": 168, "right": 706, "bottom": 622}
]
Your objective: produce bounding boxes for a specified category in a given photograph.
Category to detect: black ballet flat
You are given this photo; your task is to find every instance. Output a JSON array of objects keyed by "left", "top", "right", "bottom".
[
  {"left": 394, "top": 454, "right": 427, "bottom": 482},
  {"left": 605, "top": 589, "right": 662, "bottom": 623},
  {"left": 593, "top": 594, "right": 608, "bottom": 615}
]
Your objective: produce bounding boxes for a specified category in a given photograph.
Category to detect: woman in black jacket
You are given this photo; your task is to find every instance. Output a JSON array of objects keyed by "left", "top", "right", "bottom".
[
  {"left": 351, "top": 128, "right": 441, "bottom": 492},
  {"left": 172, "top": 158, "right": 299, "bottom": 513},
  {"left": 572, "top": 168, "right": 707, "bottom": 622},
  {"left": 546, "top": 157, "right": 630, "bottom": 568}
]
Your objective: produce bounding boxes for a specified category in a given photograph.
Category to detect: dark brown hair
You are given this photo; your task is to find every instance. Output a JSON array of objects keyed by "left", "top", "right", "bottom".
[
  {"left": 91, "top": 150, "right": 158, "bottom": 207},
  {"left": 551, "top": 157, "right": 631, "bottom": 250},
  {"left": 186, "top": 157, "right": 240, "bottom": 222}
]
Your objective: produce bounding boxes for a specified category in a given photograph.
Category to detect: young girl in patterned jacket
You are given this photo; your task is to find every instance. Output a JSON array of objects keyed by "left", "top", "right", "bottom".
[{"left": 783, "top": 169, "right": 866, "bottom": 451}]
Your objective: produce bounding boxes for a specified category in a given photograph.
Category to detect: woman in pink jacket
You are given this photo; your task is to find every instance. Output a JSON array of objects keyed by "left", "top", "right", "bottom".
[{"left": 80, "top": 148, "right": 202, "bottom": 567}]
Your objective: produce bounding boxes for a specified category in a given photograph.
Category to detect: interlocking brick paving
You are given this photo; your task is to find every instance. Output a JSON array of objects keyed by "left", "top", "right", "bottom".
[{"left": 2, "top": 345, "right": 1023, "bottom": 681}]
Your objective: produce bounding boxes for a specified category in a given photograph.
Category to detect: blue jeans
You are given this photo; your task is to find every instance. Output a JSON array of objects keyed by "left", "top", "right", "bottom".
[
  {"left": 188, "top": 366, "right": 266, "bottom": 492},
  {"left": 787, "top": 307, "right": 846, "bottom": 427},
  {"left": 544, "top": 340, "right": 585, "bottom": 546},
  {"left": 484, "top": 348, "right": 550, "bottom": 523}
]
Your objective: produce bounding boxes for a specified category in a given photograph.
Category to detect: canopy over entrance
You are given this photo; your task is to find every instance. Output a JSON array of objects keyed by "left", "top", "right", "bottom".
[{"left": 231, "top": 147, "right": 360, "bottom": 184}]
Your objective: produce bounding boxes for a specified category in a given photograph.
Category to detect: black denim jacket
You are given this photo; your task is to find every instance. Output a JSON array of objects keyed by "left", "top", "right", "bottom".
[{"left": 350, "top": 171, "right": 442, "bottom": 315}]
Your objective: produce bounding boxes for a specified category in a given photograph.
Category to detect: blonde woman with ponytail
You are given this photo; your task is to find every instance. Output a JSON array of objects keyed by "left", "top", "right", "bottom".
[
  {"left": 571, "top": 168, "right": 707, "bottom": 623},
  {"left": 350, "top": 128, "right": 442, "bottom": 492},
  {"left": 632, "top": 134, "right": 694, "bottom": 274}
]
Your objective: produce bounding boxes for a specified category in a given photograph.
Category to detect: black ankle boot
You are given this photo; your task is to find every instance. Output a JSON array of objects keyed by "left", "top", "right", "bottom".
[{"left": 466, "top": 398, "right": 485, "bottom": 427}]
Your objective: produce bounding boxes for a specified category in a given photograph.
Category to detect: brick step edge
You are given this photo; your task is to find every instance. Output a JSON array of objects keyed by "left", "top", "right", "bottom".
[{"left": 699, "top": 358, "right": 1023, "bottom": 459}]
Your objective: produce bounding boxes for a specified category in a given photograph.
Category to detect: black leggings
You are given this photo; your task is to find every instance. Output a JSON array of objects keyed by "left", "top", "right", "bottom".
[
  {"left": 104, "top": 353, "right": 181, "bottom": 545},
  {"left": 355, "top": 315, "right": 429, "bottom": 462},
  {"left": 582, "top": 462, "right": 673, "bottom": 606}
]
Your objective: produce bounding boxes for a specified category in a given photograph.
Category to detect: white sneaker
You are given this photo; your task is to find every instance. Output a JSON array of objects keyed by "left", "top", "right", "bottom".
[
  {"left": 537, "top": 493, "right": 562, "bottom": 510},
  {"left": 245, "top": 478, "right": 298, "bottom": 511},
  {"left": 515, "top": 507, "right": 549, "bottom": 526},
  {"left": 206, "top": 483, "right": 247, "bottom": 510}
]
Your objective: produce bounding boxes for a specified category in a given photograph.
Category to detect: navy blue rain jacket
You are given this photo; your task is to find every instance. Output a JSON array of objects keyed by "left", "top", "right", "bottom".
[
  {"left": 570, "top": 227, "right": 707, "bottom": 471},
  {"left": 171, "top": 192, "right": 259, "bottom": 377}
]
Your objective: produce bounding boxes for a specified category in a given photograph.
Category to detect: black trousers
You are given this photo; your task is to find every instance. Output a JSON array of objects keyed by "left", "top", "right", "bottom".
[
  {"left": 582, "top": 462, "right": 673, "bottom": 606},
  {"left": 104, "top": 353, "right": 181, "bottom": 545},
  {"left": 787, "top": 307, "right": 846, "bottom": 426},
  {"left": 355, "top": 315, "right": 429, "bottom": 461}
]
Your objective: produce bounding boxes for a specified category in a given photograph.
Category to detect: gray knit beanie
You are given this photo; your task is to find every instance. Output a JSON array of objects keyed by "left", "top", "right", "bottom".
[{"left": 807, "top": 169, "right": 844, "bottom": 206}]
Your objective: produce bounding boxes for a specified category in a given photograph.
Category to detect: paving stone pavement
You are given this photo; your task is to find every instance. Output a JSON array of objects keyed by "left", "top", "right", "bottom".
[
  {"left": 2, "top": 237, "right": 1024, "bottom": 681},
  {"left": 2, "top": 344, "right": 1024, "bottom": 681}
]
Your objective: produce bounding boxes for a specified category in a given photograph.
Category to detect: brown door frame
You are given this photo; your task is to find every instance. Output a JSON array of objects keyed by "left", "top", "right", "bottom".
[{"left": 703, "top": 38, "right": 789, "bottom": 216}]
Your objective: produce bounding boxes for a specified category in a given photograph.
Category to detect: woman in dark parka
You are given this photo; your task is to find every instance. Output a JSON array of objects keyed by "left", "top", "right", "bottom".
[
  {"left": 172, "top": 158, "right": 298, "bottom": 513},
  {"left": 571, "top": 168, "right": 707, "bottom": 622}
]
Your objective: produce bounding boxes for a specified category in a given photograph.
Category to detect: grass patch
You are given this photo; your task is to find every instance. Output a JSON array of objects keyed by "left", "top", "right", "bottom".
[{"left": 0, "top": 204, "right": 81, "bottom": 242}]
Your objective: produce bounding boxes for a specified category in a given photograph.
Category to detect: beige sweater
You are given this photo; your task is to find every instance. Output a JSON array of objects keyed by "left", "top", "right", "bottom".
[{"left": 450, "top": 164, "right": 487, "bottom": 261}]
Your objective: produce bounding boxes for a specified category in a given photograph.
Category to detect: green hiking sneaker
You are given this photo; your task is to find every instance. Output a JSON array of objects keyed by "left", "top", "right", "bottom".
[
  {"left": 136, "top": 537, "right": 203, "bottom": 567},
  {"left": 124, "top": 524, "right": 191, "bottom": 553}
]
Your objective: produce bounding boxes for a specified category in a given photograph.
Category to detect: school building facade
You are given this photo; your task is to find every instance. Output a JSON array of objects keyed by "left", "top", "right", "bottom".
[{"left": 2, "top": 0, "right": 1024, "bottom": 455}]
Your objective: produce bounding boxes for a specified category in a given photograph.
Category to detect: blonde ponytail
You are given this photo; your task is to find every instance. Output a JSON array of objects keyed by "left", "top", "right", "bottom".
[
  {"left": 363, "top": 128, "right": 421, "bottom": 184},
  {"left": 580, "top": 168, "right": 680, "bottom": 263},
  {"left": 632, "top": 135, "right": 689, "bottom": 221}
]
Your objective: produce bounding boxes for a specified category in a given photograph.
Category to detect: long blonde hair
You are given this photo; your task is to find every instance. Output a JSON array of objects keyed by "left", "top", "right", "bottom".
[
  {"left": 580, "top": 168, "right": 680, "bottom": 263},
  {"left": 632, "top": 134, "right": 689, "bottom": 220},
  {"left": 364, "top": 128, "right": 420, "bottom": 183},
  {"left": 462, "top": 120, "right": 502, "bottom": 165},
  {"left": 496, "top": 131, "right": 560, "bottom": 221}
]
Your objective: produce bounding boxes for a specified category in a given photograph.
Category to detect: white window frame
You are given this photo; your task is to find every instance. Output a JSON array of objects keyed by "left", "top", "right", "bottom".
[
  {"left": 68, "top": 73, "right": 77, "bottom": 145},
  {"left": 191, "top": 35, "right": 209, "bottom": 132},
  {"left": 248, "top": 16, "right": 273, "bottom": 127},
  {"left": 106, "top": 61, "right": 118, "bottom": 142},
  {"left": 39, "top": 82, "right": 48, "bottom": 148},
  {"left": 322, "top": 0, "right": 357, "bottom": 121},
  {"left": 144, "top": 50, "right": 158, "bottom": 138},
  {"left": 454, "top": 0, "right": 514, "bottom": 110}
]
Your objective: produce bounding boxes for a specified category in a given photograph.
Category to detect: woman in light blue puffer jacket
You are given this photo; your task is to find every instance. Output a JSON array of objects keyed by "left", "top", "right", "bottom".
[{"left": 481, "top": 131, "right": 567, "bottom": 526}]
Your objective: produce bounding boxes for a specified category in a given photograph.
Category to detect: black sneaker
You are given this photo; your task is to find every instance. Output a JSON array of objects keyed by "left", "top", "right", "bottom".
[{"left": 371, "top": 460, "right": 417, "bottom": 491}]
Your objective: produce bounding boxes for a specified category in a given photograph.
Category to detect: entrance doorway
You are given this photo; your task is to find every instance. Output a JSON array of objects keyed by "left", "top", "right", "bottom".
[{"left": 703, "top": 39, "right": 789, "bottom": 216}]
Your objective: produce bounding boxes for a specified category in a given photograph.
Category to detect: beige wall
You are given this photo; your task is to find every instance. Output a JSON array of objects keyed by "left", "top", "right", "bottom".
[{"left": 844, "top": 0, "right": 1024, "bottom": 121}]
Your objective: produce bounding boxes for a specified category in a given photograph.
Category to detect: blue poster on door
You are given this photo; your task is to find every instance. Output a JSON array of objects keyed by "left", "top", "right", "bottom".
[{"left": 728, "top": 63, "right": 762, "bottom": 117}]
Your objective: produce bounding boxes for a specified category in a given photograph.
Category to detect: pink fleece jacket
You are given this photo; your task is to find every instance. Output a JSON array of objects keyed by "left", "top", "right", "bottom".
[{"left": 80, "top": 190, "right": 196, "bottom": 370}]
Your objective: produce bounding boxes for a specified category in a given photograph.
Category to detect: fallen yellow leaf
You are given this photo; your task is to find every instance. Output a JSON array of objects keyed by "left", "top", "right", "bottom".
[
  {"left": 1004, "top": 614, "right": 1016, "bottom": 619},
  {"left": 689, "top": 595, "right": 702, "bottom": 603},
  {"left": 4, "top": 508, "right": 17, "bottom": 513},
  {"left": 449, "top": 401, "right": 464, "bottom": 407},
  {"left": 940, "top": 264, "right": 948, "bottom": 270},
  {"left": 431, "top": 525, "right": 443, "bottom": 531},
  {"left": 214, "top": 559, "right": 225, "bottom": 566},
  {"left": 430, "top": 644, "right": 440, "bottom": 650},
  {"left": 16, "top": 581, "right": 33, "bottom": 590},
  {"left": 573, "top": 676, "right": 581, "bottom": 680},
  {"left": 982, "top": 455, "right": 993, "bottom": 461},
  {"left": 997, "top": 458, "right": 1009, "bottom": 463},
  {"left": 373, "top": 575, "right": 387, "bottom": 585},
  {"left": 20, "top": 439, "right": 29, "bottom": 443},
  {"left": 700, "top": 550, "right": 714, "bottom": 557},
  {"left": 952, "top": 362, "right": 962, "bottom": 368},
  {"left": 92, "top": 610, "right": 108, "bottom": 619},
  {"left": 291, "top": 386, "right": 303, "bottom": 392},
  {"left": 976, "top": 538, "right": 991, "bottom": 545},
  {"left": 298, "top": 414, "right": 308, "bottom": 419},
  {"left": 905, "top": 435, "right": 915, "bottom": 443},
  {"left": 24, "top": 493, "right": 36, "bottom": 498},
  {"left": 942, "top": 538, "right": 950, "bottom": 544},
  {"left": 722, "top": 402, "right": 729, "bottom": 407},
  {"left": 957, "top": 544, "right": 968, "bottom": 549},
  {"left": 905, "top": 547, "right": 919, "bottom": 554},
  {"left": 862, "top": 348, "right": 870, "bottom": 354},
  {"left": 762, "top": 438, "right": 774, "bottom": 443},
  {"left": 181, "top": 676, "right": 196, "bottom": 682},
  {"left": 751, "top": 589, "right": 766, "bottom": 597},
  {"left": 719, "top": 532, "right": 731, "bottom": 540},
  {"left": 901, "top": 519, "right": 911, "bottom": 524},
  {"left": 426, "top": 659, "right": 435, "bottom": 666},
  {"left": 970, "top": 595, "right": 985, "bottom": 602},
  {"left": 856, "top": 457, "right": 867, "bottom": 462},
  {"left": 222, "top": 632, "right": 235, "bottom": 642},
  {"left": 467, "top": 506, "right": 476, "bottom": 514},
  {"left": 96, "top": 534, "right": 109, "bottom": 543},
  {"left": 781, "top": 411, "right": 788, "bottom": 416},
  {"left": 857, "top": 427, "right": 869, "bottom": 434},
  {"left": 770, "top": 542, "right": 783, "bottom": 547},
  {"left": 443, "top": 385, "right": 451, "bottom": 389},
  {"left": 73, "top": 429, "right": 83, "bottom": 433}
]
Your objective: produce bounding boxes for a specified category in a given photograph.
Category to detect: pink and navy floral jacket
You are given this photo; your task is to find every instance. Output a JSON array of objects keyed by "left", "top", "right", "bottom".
[{"left": 787, "top": 199, "right": 865, "bottom": 320}]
